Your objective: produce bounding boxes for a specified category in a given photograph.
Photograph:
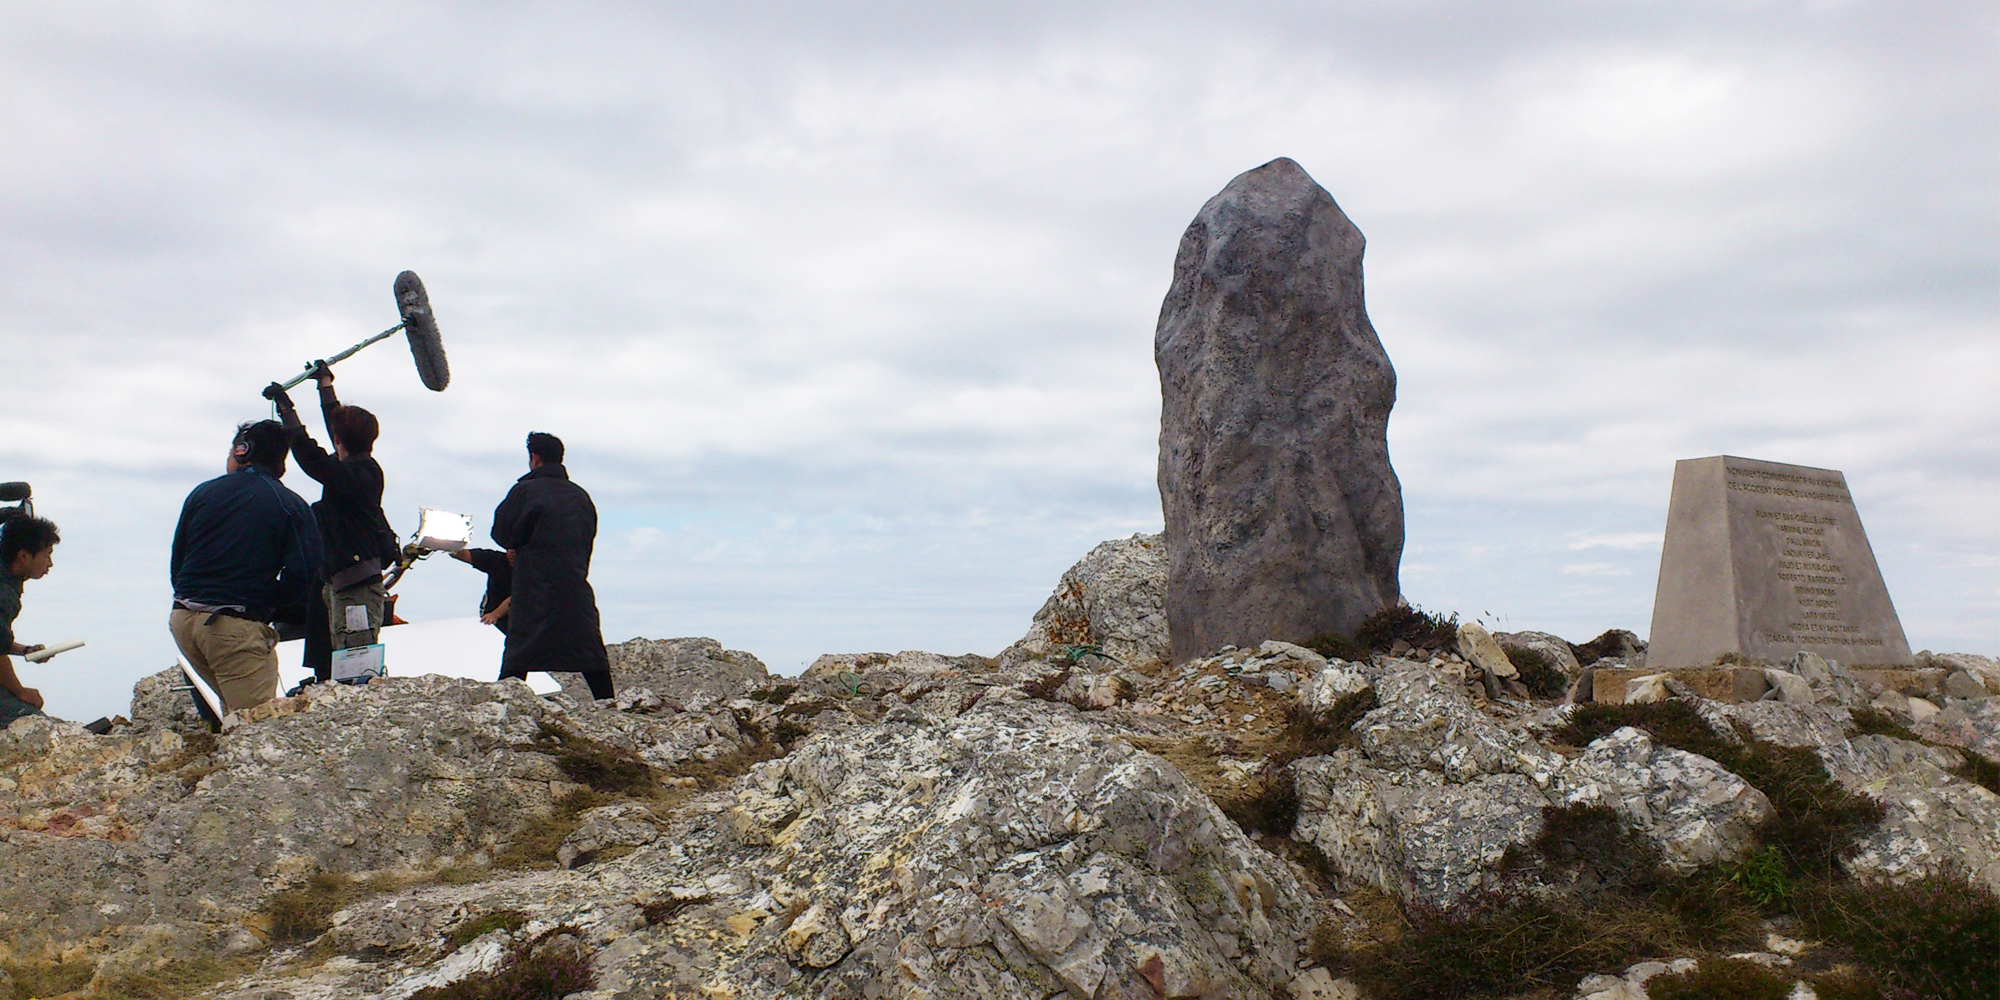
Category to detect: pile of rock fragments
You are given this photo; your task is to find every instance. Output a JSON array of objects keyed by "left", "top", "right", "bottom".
[{"left": 1, "top": 537, "right": 1994, "bottom": 999}]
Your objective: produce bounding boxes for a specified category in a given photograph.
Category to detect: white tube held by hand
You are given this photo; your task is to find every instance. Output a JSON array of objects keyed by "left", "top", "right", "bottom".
[{"left": 24, "top": 640, "right": 84, "bottom": 662}]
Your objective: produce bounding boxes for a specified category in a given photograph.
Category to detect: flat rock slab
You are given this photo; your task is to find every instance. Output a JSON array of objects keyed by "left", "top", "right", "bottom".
[
  {"left": 1851, "top": 667, "right": 1947, "bottom": 697},
  {"left": 1592, "top": 666, "right": 1770, "bottom": 705},
  {"left": 1646, "top": 455, "right": 1913, "bottom": 669}
]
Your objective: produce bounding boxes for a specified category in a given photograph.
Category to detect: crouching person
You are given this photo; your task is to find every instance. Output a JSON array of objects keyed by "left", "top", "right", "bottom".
[
  {"left": 169, "top": 421, "right": 324, "bottom": 714},
  {"left": 0, "top": 517, "right": 61, "bottom": 726}
]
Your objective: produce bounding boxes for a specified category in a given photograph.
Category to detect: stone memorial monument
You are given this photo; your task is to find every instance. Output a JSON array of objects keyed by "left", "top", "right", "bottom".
[
  {"left": 1155, "top": 158, "right": 1403, "bottom": 663},
  {"left": 1646, "top": 455, "right": 1913, "bottom": 669}
]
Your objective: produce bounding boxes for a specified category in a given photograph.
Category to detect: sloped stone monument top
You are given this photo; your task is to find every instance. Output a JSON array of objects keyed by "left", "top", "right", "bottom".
[{"left": 1646, "top": 455, "right": 1913, "bottom": 669}]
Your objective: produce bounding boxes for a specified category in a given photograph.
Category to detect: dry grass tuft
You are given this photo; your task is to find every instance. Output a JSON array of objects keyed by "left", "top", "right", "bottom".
[
  {"left": 1555, "top": 699, "right": 1884, "bottom": 885},
  {"left": 1020, "top": 667, "right": 1072, "bottom": 702},
  {"left": 1158, "top": 689, "right": 1378, "bottom": 839},
  {"left": 497, "top": 711, "right": 798, "bottom": 870},
  {"left": 1850, "top": 707, "right": 2000, "bottom": 795},
  {"left": 1302, "top": 632, "right": 1371, "bottom": 663},
  {"left": 262, "top": 869, "right": 409, "bottom": 943},
  {"left": 641, "top": 895, "right": 713, "bottom": 926},
  {"left": 2, "top": 957, "right": 96, "bottom": 999},
  {"left": 1953, "top": 750, "right": 2000, "bottom": 795},
  {"left": 152, "top": 729, "right": 223, "bottom": 790},
  {"left": 90, "top": 956, "right": 258, "bottom": 1000},
  {"left": 526, "top": 723, "right": 653, "bottom": 797}
]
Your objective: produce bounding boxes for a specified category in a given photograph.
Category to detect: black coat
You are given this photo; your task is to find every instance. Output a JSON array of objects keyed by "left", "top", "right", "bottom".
[{"left": 490, "top": 464, "right": 609, "bottom": 675}]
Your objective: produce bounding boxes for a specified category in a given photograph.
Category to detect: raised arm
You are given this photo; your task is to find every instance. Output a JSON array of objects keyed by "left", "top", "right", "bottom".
[
  {"left": 314, "top": 364, "right": 344, "bottom": 439},
  {"left": 267, "top": 380, "right": 366, "bottom": 499}
]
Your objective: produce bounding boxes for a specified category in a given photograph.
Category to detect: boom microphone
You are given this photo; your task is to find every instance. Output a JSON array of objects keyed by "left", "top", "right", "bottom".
[
  {"left": 275, "top": 271, "right": 451, "bottom": 392},
  {"left": 394, "top": 271, "right": 450, "bottom": 392}
]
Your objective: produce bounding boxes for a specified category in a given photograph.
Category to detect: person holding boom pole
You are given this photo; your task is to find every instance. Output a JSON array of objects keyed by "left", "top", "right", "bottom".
[{"left": 264, "top": 364, "right": 399, "bottom": 682}]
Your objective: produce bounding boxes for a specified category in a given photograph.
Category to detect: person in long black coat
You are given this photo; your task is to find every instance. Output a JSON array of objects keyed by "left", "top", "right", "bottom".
[{"left": 489, "top": 432, "right": 614, "bottom": 699}]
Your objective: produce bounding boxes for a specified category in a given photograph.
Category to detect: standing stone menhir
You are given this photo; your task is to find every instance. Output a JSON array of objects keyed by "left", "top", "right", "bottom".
[
  {"left": 1156, "top": 157, "right": 1404, "bottom": 663},
  {"left": 1646, "top": 455, "right": 1914, "bottom": 669}
]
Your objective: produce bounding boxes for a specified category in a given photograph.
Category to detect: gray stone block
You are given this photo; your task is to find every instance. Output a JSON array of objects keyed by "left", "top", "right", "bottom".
[
  {"left": 1155, "top": 158, "right": 1403, "bottom": 662},
  {"left": 1646, "top": 455, "right": 1913, "bottom": 669}
]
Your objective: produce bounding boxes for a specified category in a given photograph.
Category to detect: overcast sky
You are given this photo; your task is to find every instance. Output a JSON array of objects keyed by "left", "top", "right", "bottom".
[{"left": 3, "top": 1, "right": 1993, "bottom": 721}]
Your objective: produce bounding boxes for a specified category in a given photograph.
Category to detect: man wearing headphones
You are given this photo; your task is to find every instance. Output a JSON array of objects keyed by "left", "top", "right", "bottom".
[{"left": 169, "top": 420, "right": 323, "bottom": 714}]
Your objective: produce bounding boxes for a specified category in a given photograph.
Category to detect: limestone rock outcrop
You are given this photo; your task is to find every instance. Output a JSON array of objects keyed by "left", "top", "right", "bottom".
[
  {"left": 1553, "top": 726, "right": 1773, "bottom": 872},
  {"left": 127, "top": 664, "right": 211, "bottom": 734},
  {"left": 3, "top": 591, "right": 1995, "bottom": 998},
  {"left": 1155, "top": 157, "right": 1403, "bottom": 662},
  {"left": 558, "top": 635, "right": 770, "bottom": 704},
  {"left": 1001, "top": 532, "right": 1169, "bottom": 669}
]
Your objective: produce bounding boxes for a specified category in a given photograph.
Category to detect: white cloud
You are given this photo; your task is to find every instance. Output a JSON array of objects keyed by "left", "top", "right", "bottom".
[
  {"left": 1569, "top": 533, "right": 1664, "bottom": 551},
  {"left": 0, "top": 1, "right": 1992, "bottom": 720}
]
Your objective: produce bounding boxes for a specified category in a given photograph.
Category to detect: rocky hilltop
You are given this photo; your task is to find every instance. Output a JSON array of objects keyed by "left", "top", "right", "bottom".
[{"left": 1, "top": 537, "right": 1996, "bottom": 1000}]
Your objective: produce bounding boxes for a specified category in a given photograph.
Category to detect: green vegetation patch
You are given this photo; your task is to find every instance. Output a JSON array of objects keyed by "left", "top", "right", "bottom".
[
  {"left": 1505, "top": 646, "right": 1572, "bottom": 699},
  {"left": 1797, "top": 871, "right": 2000, "bottom": 1000},
  {"left": 1332, "top": 804, "right": 1763, "bottom": 1000},
  {"left": 1647, "top": 957, "right": 1794, "bottom": 1000},
  {"left": 1354, "top": 604, "right": 1460, "bottom": 653},
  {"left": 1555, "top": 699, "right": 1884, "bottom": 884},
  {"left": 447, "top": 909, "right": 530, "bottom": 951}
]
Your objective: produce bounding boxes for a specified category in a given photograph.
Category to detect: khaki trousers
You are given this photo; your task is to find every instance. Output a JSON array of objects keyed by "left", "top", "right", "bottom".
[{"left": 170, "top": 609, "right": 279, "bottom": 714}]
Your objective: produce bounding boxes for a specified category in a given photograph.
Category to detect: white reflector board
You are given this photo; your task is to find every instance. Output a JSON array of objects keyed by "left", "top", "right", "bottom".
[
  {"left": 275, "top": 618, "right": 560, "bottom": 694},
  {"left": 414, "top": 508, "right": 474, "bottom": 552}
]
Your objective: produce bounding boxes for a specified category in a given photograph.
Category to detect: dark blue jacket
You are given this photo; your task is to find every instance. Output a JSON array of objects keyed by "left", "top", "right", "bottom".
[{"left": 171, "top": 466, "right": 324, "bottom": 621}]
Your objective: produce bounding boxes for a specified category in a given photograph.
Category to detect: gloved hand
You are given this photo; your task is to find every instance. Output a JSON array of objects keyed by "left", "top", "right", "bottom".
[{"left": 264, "top": 383, "right": 305, "bottom": 434}]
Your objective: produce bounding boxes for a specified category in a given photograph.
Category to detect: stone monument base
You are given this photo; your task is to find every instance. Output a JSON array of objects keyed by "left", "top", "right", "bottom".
[
  {"left": 1588, "top": 664, "right": 1951, "bottom": 705},
  {"left": 1591, "top": 666, "right": 1769, "bottom": 705}
]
